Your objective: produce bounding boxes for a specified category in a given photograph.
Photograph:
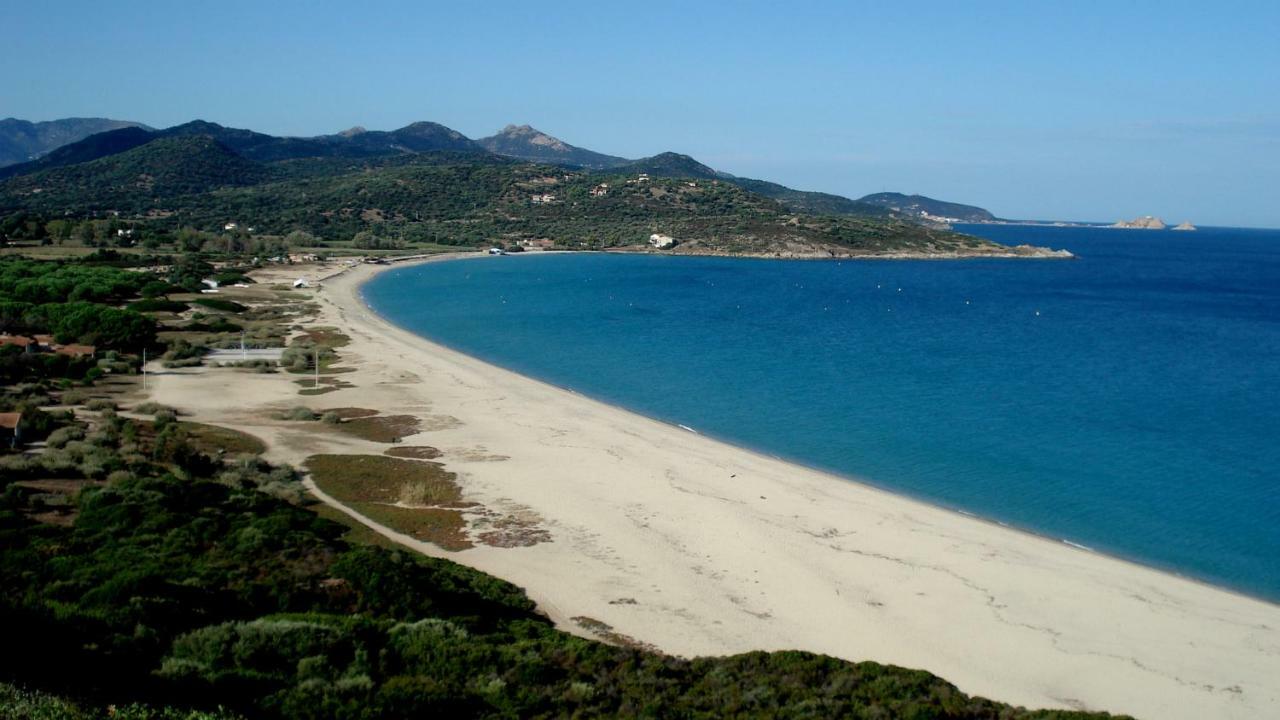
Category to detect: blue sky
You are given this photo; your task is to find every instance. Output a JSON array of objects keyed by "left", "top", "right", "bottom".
[{"left": 4, "top": 1, "right": 1279, "bottom": 226}]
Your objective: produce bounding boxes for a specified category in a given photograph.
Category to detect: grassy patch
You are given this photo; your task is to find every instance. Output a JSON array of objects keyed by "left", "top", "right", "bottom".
[
  {"left": 130, "top": 420, "right": 267, "bottom": 457},
  {"left": 298, "top": 326, "right": 350, "bottom": 348},
  {"left": 305, "top": 454, "right": 460, "bottom": 505},
  {"left": 384, "top": 445, "right": 442, "bottom": 460},
  {"left": 329, "top": 414, "right": 420, "bottom": 443},
  {"left": 191, "top": 297, "right": 248, "bottom": 313},
  {"left": 183, "top": 423, "right": 267, "bottom": 456},
  {"left": 306, "top": 454, "right": 470, "bottom": 551},
  {"left": 295, "top": 377, "right": 354, "bottom": 395},
  {"left": 354, "top": 504, "right": 469, "bottom": 552},
  {"left": 322, "top": 407, "right": 379, "bottom": 420}
]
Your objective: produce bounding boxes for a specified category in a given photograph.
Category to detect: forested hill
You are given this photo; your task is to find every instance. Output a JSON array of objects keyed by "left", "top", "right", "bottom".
[
  {"left": 0, "top": 117, "right": 995, "bottom": 224},
  {"left": 0, "top": 117, "right": 149, "bottom": 167},
  {"left": 1, "top": 136, "right": 269, "bottom": 205},
  {"left": 0, "top": 133, "right": 1054, "bottom": 258},
  {"left": 858, "top": 192, "right": 998, "bottom": 223}
]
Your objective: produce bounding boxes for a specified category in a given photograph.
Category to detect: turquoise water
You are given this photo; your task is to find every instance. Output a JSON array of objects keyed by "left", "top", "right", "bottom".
[{"left": 363, "top": 225, "right": 1280, "bottom": 601}]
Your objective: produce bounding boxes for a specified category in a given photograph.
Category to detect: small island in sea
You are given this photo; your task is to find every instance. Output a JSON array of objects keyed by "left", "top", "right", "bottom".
[{"left": 1111, "top": 215, "right": 1168, "bottom": 229}]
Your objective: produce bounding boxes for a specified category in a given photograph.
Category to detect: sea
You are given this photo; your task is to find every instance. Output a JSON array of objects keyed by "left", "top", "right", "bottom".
[{"left": 363, "top": 224, "right": 1280, "bottom": 602}]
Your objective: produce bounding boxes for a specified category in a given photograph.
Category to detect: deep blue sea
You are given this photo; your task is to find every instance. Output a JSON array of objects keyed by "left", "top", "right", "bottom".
[{"left": 363, "top": 225, "right": 1280, "bottom": 601}]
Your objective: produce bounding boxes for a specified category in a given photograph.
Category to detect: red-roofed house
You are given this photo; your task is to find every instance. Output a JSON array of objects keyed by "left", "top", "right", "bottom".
[{"left": 0, "top": 412, "right": 21, "bottom": 448}]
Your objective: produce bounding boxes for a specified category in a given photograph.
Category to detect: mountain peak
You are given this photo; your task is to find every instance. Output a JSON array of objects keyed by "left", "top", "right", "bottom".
[
  {"left": 613, "top": 152, "right": 720, "bottom": 179},
  {"left": 478, "top": 125, "right": 629, "bottom": 170}
]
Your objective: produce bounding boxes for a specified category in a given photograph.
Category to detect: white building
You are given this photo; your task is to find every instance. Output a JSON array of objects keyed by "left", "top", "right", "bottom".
[{"left": 649, "top": 233, "right": 676, "bottom": 249}]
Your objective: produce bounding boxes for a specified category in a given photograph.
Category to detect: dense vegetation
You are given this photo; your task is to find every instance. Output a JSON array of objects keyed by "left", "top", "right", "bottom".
[
  {"left": 0, "top": 408, "right": 1119, "bottom": 719},
  {"left": 0, "top": 141, "right": 996, "bottom": 257},
  {"left": 857, "top": 193, "right": 997, "bottom": 223},
  {"left": 0, "top": 253, "right": 1114, "bottom": 717},
  {"left": 0, "top": 258, "right": 157, "bottom": 352}
]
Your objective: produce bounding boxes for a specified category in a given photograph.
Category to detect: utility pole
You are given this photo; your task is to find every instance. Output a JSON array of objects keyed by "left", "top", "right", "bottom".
[
  {"left": 142, "top": 348, "right": 147, "bottom": 390},
  {"left": 314, "top": 346, "right": 319, "bottom": 389}
]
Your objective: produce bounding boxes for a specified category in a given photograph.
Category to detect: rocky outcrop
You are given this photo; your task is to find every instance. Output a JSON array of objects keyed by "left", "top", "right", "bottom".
[
  {"left": 1172, "top": 221, "right": 1197, "bottom": 231},
  {"left": 1112, "top": 215, "right": 1167, "bottom": 229}
]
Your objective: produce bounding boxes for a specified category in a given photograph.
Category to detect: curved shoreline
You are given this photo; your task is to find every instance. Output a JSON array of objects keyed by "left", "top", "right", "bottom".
[
  {"left": 357, "top": 253, "right": 1269, "bottom": 606},
  {"left": 311, "top": 253, "right": 1280, "bottom": 719}
]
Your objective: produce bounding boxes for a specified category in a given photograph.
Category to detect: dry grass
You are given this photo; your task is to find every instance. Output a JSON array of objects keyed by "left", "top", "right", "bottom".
[
  {"left": 306, "top": 453, "right": 471, "bottom": 551},
  {"left": 182, "top": 423, "right": 267, "bottom": 455},
  {"left": 384, "top": 446, "right": 442, "bottom": 460}
]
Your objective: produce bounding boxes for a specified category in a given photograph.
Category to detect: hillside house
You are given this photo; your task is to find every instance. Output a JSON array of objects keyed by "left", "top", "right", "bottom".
[
  {"left": 530, "top": 193, "right": 557, "bottom": 204},
  {"left": 0, "top": 335, "right": 37, "bottom": 353},
  {"left": 0, "top": 412, "right": 21, "bottom": 448},
  {"left": 589, "top": 184, "right": 610, "bottom": 197},
  {"left": 649, "top": 233, "right": 676, "bottom": 249}
]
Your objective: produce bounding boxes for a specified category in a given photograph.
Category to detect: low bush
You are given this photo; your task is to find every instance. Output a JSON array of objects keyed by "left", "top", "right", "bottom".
[{"left": 280, "top": 406, "right": 318, "bottom": 421}]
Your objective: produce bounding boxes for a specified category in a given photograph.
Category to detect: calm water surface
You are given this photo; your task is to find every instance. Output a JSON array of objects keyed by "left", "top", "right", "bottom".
[{"left": 364, "top": 225, "right": 1280, "bottom": 600}]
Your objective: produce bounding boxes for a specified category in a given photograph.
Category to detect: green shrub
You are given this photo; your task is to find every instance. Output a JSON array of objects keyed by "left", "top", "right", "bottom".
[
  {"left": 280, "top": 406, "right": 318, "bottom": 422},
  {"left": 134, "top": 401, "right": 178, "bottom": 415}
]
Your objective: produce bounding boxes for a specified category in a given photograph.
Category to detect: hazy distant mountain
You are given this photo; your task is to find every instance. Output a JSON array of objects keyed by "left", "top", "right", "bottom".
[
  {"left": 1, "top": 135, "right": 267, "bottom": 209},
  {"left": 0, "top": 117, "right": 150, "bottom": 167},
  {"left": 478, "top": 125, "right": 630, "bottom": 170},
  {"left": 332, "top": 121, "right": 484, "bottom": 155},
  {"left": 0, "top": 119, "right": 487, "bottom": 180},
  {"left": 857, "top": 192, "right": 996, "bottom": 223}
]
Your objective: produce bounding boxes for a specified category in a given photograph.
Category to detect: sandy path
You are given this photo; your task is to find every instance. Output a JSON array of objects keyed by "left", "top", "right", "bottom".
[{"left": 148, "top": 256, "right": 1280, "bottom": 720}]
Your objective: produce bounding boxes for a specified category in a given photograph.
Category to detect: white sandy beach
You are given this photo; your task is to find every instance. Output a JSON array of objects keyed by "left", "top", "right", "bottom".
[{"left": 150, "top": 255, "right": 1280, "bottom": 720}]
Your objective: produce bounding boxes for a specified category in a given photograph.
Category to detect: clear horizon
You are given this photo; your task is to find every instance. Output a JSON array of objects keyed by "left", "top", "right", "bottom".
[{"left": 4, "top": 1, "right": 1279, "bottom": 228}]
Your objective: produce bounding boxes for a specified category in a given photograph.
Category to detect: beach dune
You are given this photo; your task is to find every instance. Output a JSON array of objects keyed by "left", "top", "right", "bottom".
[{"left": 152, "top": 257, "right": 1280, "bottom": 720}]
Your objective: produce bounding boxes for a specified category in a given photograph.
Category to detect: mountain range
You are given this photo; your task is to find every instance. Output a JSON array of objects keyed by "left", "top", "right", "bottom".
[
  {"left": 0, "top": 118, "right": 997, "bottom": 223},
  {"left": 0, "top": 117, "right": 151, "bottom": 167}
]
